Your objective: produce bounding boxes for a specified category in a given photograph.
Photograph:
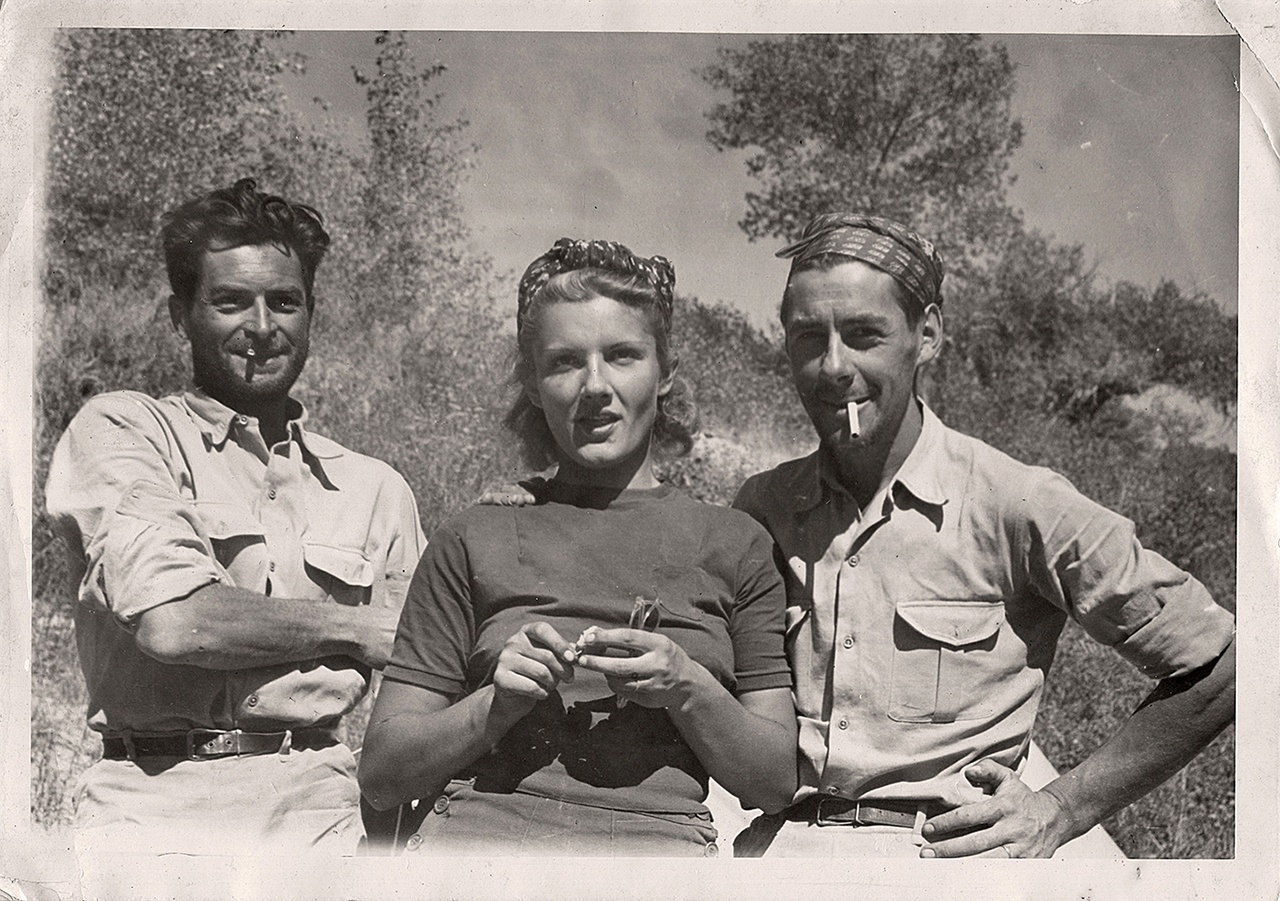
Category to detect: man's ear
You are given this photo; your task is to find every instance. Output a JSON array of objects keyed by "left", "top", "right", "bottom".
[
  {"left": 167, "top": 294, "right": 189, "bottom": 339},
  {"left": 915, "top": 303, "right": 944, "bottom": 368}
]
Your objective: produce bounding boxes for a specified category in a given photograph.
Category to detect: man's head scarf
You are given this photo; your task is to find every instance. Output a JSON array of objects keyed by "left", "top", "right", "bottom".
[
  {"left": 777, "top": 213, "right": 945, "bottom": 310},
  {"left": 517, "top": 238, "right": 675, "bottom": 338}
]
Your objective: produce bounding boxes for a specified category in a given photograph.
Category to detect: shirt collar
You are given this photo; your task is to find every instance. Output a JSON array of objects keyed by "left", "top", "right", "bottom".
[
  {"left": 889, "top": 402, "right": 948, "bottom": 508},
  {"left": 181, "top": 388, "right": 342, "bottom": 469},
  {"left": 798, "top": 401, "right": 950, "bottom": 513}
]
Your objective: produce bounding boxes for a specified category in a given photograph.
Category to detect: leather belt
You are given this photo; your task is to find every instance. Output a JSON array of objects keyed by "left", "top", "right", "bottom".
[
  {"left": 784, "top": 795, "right": 944, "bottom": 828},
  {"left": 102, "top": 728, "right": 335, "bottom": 761}
]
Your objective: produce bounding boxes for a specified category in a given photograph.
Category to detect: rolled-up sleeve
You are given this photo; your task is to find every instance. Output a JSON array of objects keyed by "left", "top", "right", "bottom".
[
  {"left": 1017, "top": 466, "right": 1235, "bottom": 679},
  {"left": 45, "top": 394, "right": 222, "bottom": 626}
]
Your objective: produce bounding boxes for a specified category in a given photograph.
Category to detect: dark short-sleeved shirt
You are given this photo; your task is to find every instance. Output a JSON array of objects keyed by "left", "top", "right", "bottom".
[
  {"left": 45, "top": 389, "right": 426, "bottom": 735},
  {"left": 733, "top": 404, "right": 1235, "bottom": 809},
  {"left": 385, "top": 481, "right": 791, "bottom": 815}
]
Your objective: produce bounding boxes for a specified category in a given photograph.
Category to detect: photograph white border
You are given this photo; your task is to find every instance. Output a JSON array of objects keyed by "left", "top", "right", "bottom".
[{"left": 3, "top": 1, "right": 1276, "bottom": 898}]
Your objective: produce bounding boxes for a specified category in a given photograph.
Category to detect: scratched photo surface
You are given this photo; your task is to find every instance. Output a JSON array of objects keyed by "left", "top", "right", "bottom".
[{"left": 6, "top": 6, "right": 1277, "bottom": 900}]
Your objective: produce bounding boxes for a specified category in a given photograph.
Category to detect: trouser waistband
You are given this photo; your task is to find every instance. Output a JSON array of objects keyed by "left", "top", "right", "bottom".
[
  {"left": 102, "top": 727, "right": 337, "bottom": 761},
  {"left": 781, "top": 795, "right": 946, "bottom": 828}
]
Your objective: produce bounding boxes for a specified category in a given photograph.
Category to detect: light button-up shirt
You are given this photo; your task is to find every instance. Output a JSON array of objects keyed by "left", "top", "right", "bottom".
[
  {"left": 46, "top": 389, "right": 426, "bottom": 736},
  {"left": 734, "top": 404, "right": 1234, "bottom": 809}
]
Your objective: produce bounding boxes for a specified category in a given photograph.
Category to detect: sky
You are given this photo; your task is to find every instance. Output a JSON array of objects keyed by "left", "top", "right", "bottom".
[{"left": 283, "top": 32, "right": 1240, "bottom": 326}]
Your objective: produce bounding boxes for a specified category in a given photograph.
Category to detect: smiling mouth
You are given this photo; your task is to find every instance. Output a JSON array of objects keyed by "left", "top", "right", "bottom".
[
  {"left": 237, "top": 347, "right": 288, "bottom": 368},
  {"left": 818, "top": 395, "right": 870, "bottom": 409}
]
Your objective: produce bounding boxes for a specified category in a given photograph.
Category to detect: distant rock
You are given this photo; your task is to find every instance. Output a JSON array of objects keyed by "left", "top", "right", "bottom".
[{"left": 1116, "top": 384, "right": 1236, "bottom": 453}]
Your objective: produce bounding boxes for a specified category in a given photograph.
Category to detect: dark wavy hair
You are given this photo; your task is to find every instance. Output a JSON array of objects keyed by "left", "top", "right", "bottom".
[
  {"left": 160, "top": 177, "right": 331, "bottom": 306},
  {"left": 504, "top": 267, "right": 699, "bottom": 470}
]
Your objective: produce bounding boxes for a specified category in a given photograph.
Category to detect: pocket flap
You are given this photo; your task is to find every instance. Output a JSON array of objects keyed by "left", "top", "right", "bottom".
[
  {"left": 896, "top": 599, "right": 1004, "bottom": 647},
  {"left": 195, "top": 500, "right": 265, "bottom": 541},
  {"left": 303, "top": 542, "right": 376, "bottom": 587}
]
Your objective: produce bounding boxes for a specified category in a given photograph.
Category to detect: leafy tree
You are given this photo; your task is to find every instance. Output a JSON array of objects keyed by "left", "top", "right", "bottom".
[
  {"left": 703, "top": 34, "right": 1024, "bottom": 278},
  {"left": 1108, "top": 280, "right": 1237, "bottom": 410},
  {"left": 343, "top": 33, "right": 488, "bottom": 331},
  {"left": 43, "top": 30, "right": 309, "bottom": 303}
]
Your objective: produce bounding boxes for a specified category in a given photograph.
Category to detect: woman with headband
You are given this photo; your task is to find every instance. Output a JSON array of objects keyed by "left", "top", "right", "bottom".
[{"left": 358, "top": 239, "right": 797, "bottom": 856}]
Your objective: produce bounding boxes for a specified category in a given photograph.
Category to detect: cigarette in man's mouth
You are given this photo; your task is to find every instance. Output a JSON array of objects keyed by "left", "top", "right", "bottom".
[
  {"left": 244, "top": 347, "right": 257, "bottom": 381},
  {"left": 847, "top": 400, "right": 860, "bottom": 438}
]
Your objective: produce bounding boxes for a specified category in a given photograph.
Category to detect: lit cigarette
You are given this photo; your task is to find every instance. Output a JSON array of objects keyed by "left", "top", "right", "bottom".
[
  {"left": 244, "top": 347, "right": 257, "bottom": 381},
  {"left": 847, "top": 400, "right": 860, "bottom": 438}
]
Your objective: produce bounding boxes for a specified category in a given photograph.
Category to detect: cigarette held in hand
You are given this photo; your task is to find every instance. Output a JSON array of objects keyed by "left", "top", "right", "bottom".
[
  {"left": 847, "top": 400, "right": 860, "bottom": 438},
  {"left": 564, "top": 626, "right": 600, "bottom": 662}
]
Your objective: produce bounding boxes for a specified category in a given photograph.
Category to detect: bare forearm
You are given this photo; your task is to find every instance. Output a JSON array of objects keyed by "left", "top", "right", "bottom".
[
  {"left": 135, "top": 583, "right": 394, "bottom": 670},
  {"left": 667, "top": 681, "right": 797, "bottom": 814},
  {"left": 1041, "top": 637, "right": 1236, "bottom": 842},
  {"left": 359, "top": 684, "right": 529, "bottom": 810}
]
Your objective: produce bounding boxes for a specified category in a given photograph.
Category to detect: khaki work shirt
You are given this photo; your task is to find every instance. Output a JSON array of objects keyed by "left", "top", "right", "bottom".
[
  {"left": 733, "top": 405, "right": 1234, "bottom": 809},
  {"left": 46, "top": 389, "right": 426, "bottom": 736}
]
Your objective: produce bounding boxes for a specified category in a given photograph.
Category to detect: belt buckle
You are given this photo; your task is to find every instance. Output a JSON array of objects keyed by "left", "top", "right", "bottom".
[
  {"left": 851, "top": 801, "right": 872, "bottom": 826},
  {"left": 186, "top": 728, "right": 237, "bottom": 760},
  {"left": 814, "top": 796, "right": 852, "bottom": 827}
]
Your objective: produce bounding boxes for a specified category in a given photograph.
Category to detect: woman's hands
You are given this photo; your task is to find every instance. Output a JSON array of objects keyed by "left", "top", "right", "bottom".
[
  {"left": 573, "top": 627, "right": 713, "bottom": 711},
  {"left": 491, "top": 622, "right": 578, "bottom": 718}
]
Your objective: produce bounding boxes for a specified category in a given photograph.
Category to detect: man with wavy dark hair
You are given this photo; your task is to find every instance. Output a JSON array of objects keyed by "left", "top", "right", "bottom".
[{"left": 46, "top": 178, "right": 425, "bottom": 861}]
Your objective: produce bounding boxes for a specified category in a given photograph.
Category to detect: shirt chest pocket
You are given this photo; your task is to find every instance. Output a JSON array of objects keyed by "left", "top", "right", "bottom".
[
  {"left": 303, "top": 542, "right": 376, "bottom": 607},
  {"left": 887, "top": 599, "right": 1005, "bottom": 724},
  {"left": 196, "top": 501, "right": 267, "bottom": 588}
]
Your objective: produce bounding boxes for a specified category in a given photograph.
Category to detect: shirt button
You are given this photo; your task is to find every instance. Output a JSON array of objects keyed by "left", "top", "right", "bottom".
[
  {"left": 846, "top": 555, "right": 859, "bottom": 567},
  {"left": 704, "top": 842, "right": 719, "bottom": 857},
  {"left": 838, "top": 719, "right": 848, "bottom": 730},
  {"left": 827, "top": 786, "right": 841, "bottom": 795},
  {"left": 842, "top": 636, "right": 854, "bottom": 649},
  {"left": 269, "top": 561, "right": 276, "bottom": 572},
  {"left": 247, "top": 695, "right": 258, "bottom": 707},
  {"left": 236, "top": 415, "right": 248, "bottom": 426},
  {"left": 432, "top": 795, "right": 450, "bottom": 815},
  {"left": 268, "top": 488, "right": 277, "bottom": 500},
  {"left": 405, "top": 833, "right": 423, "bottom": 851}
]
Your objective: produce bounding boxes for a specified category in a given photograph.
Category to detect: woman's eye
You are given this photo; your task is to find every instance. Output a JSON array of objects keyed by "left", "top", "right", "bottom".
[
  {"left": 610, "top": 347, "right": 642, "bottom": 363},
  {"left": 546, "top": 355, "right": 579, "bottom": 373}
]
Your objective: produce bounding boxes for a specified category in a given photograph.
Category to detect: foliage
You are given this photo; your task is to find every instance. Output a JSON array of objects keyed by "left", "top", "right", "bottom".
[
  {"left": 33, "top": 28, "right": 1237, "bottom": 860},
  {"left": 935, "top": 228, "right": 1236, "bottom": 424},
  {"left": 43, "top": 30, "right": 308, "bottom": 303},
  {"left": 659, "top": 296, "right": 813, "bottom": 504},
  {"left": 703, "top": 34, "right": 1024, "bottom": 278},
  {"left": 1108, "top": 280, "right": 1237, "bottom": 409}
]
